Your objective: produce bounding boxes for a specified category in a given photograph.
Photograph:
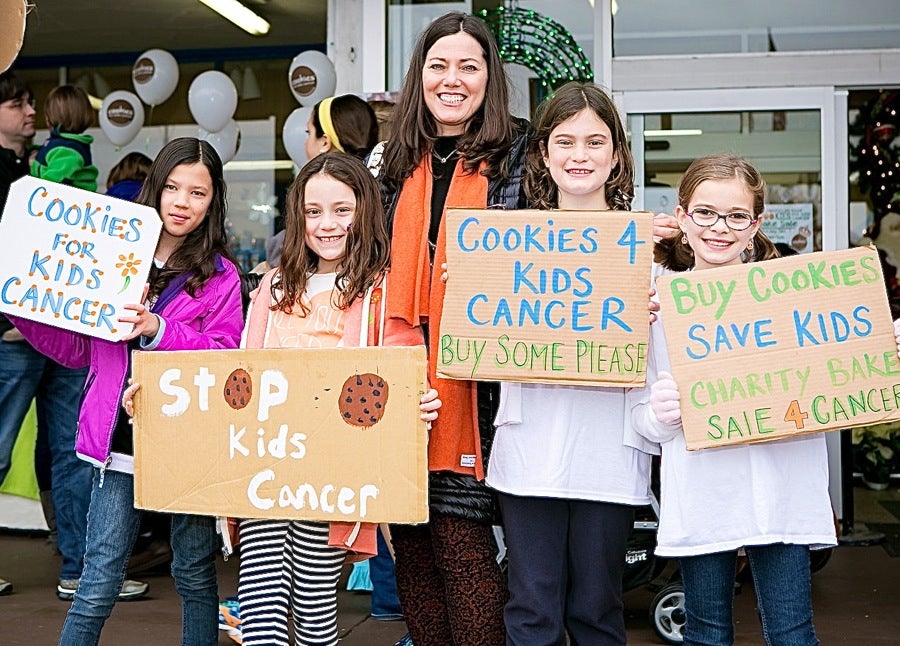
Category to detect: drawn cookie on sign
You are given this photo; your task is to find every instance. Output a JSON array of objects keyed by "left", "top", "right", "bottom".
[
  {"left": 339, "top": 373, "right": 388, "bottom": 428},
  {"left": 224, "top": 368, "right": 252, "bottom": 409}
]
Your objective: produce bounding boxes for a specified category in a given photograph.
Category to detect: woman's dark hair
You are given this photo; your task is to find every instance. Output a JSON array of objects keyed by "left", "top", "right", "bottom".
[
  {"left": 276, "top": 152, "right": 390, "bottom": 315},
  {"left": 655, "top": 153, "right": 780, "bottom": 271},
  {"left": 525, "top": 82, "right": 634, "bottom": 211},
  {"left": 106, "top": 151, "right": 152, "bottom": 188},
  {"left": 43, "top": 85, "right": 94, "bottom": 133},
  {"left": 137, "top": 137, "right": 235, "bottom": 298},
  {"left": 310, "top": 94, "right": 379, "bottom": 160},
  {"left": 380, "top": 11, "right": 518, "bottom": 183}
]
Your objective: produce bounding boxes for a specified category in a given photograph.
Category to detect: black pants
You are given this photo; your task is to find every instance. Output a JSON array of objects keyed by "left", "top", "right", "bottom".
[{"left": 499, "top": 493, "right": 634, "bottom": 646}]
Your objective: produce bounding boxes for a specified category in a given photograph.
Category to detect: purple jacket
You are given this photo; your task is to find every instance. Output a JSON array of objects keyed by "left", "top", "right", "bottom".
[{"left": 12, "top": 257, "right": 243, "bottom": 468}]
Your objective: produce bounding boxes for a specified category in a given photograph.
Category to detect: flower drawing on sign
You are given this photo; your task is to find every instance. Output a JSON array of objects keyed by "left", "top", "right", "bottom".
[{"left": 116, "top": 253, "right": 141, "bottom": 293}]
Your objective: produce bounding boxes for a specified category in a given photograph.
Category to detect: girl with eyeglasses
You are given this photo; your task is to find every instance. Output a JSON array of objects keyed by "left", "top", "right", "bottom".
[{"left": 631, "top": 153, "right": 838, "bottom": 646}]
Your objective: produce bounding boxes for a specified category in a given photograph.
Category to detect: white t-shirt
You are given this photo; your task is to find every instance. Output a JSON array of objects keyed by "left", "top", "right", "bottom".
[
  {"left": 630, "top": 265, "right": 837, "bottom": 557},
  {"left": 487, "top": 381, "right": 653, "bottom": 506}
]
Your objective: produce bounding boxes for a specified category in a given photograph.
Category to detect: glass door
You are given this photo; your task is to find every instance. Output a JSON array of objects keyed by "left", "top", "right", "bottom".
[{"left": 620, "top": 86, "right": 849, "bottom": 513}]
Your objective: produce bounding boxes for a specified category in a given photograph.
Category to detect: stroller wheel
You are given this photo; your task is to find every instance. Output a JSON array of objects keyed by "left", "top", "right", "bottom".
[{"left": 650, "top": 583, "right": 686, "bottom": 644}]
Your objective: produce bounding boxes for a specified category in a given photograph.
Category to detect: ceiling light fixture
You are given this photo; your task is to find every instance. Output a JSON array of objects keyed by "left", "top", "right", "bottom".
[{"left": 198, "top": 0, "right": 270, "bottom": 36}]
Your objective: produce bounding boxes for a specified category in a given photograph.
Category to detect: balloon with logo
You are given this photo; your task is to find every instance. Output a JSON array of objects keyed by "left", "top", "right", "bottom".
[
  {"left": 0, "top": 0, "right": 27, "bottom": 74},
  {"left": 99, "top": 91, "right": 145, "bottom": 147},
  {"left": 131, "top": 49, "right": 179, "bottom": 106},
  {"left": 188, "top": 70, "right": 238, "bottom": 134},
  {"left": 200, "top": 119, "right": 241, "bottom": 164},
  {"left": 287, "top": 51, "right": 336, "bottom": 107},
  {"left": 283, "top": 106, "right": 313, "bottom": 167}
]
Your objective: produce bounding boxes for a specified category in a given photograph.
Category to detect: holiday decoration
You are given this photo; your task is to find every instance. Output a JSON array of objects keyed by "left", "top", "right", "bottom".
[
  {"left": 478, "top": 2, "right": 593, "bottom": 98},
  {"left": 850, "top": 90, "right": 900, "bottom": 217}
]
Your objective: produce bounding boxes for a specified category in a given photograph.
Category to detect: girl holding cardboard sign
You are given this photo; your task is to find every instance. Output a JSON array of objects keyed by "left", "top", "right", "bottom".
[
  {"left": 236, "top": 152, "right": 440, "bottom": 646},
  {"left": 631, "top": 154, "right": 838, "bottom": 646},
  {"left": 13, "top": 137, "right": 244, "bottom": 645},
  {"left": 483, "top": 82, "right": 655, "bottom": 645}
]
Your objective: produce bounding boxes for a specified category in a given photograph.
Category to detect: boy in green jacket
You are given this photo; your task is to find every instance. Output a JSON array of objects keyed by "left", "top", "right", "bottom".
[{"left": 31, "top": 85, "right": 98, "bottom": 191}]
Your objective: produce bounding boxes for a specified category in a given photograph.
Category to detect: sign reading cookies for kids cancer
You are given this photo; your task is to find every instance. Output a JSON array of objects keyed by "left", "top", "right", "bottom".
[
  {"left": 656, "top": 246, "right": 900, "bottom": 450},
  {"left": 0, "top": 177, "right": 161, "bottom": 341},
  {"left": 439, "top": 208, "right": 653, "bottom": 387},
  {"left": 132, "top": 346, "right": 429, "bottom": 523}
]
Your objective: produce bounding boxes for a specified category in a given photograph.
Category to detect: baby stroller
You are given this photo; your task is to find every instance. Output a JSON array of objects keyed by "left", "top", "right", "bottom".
[{"left": 493, "top": 489, "right": 686, "bottom": 644}]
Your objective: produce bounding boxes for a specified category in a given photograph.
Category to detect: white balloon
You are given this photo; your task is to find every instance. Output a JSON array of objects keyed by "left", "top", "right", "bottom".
[
  {"left": 131, "top": 49, "right": 179, "bottom": 106},
  {"left": 99, "top": 91, "right": 145, "bottom": 147},
  {"left": 283, "top": 106, "right": 313, "bottom": 167},
  {"left": 287, "top": 51, "right": 336, "bottom": 107},
  {"left": 200, "top": 119, "right": 241, "bottom": 164},
  {"left": 188, "top": 71, "right": 238, "bottom": 133}
]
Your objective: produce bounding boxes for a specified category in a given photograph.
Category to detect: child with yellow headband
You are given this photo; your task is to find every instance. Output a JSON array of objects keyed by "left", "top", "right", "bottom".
[{"left": 305, "top": 94, "right": 379, "bottom": 160}]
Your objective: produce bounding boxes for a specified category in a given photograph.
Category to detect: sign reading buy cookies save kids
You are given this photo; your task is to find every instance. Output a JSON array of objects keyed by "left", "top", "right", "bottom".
[
  {"left": 132, "top": 346, "right": 429, "bottom": 523},
  {"left": 439, "top": 209, "right": 653, "bottom": 387},
  {"left": 656, "top": 246, "right": 900, "bottom": 450},
  {"left": 0, "top": 177, "right": 161, "bottom": 341}
]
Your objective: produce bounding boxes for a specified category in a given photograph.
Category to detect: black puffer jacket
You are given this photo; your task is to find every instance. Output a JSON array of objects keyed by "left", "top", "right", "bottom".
[{"left": 378, "top": 118, "right": 530, "bottom": 524}]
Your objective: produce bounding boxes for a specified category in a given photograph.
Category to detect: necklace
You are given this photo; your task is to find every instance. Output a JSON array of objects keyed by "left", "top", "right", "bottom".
[{"left": 432, "top": 147, "right": 459, "bottom": 164}]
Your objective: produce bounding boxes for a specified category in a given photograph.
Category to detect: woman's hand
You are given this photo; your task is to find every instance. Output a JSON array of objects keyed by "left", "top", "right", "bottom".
[
  {"left": 653, "top": 213, "right": 679, "bottom": 242},
  {"left": 119, "top": 284, "right": 158, "bottom": 341},
  {"left": 650, "top": 371, "right": 681, "bottom": 426},
  {"left": 122, "top": 379, "right": 141, "bottom": 417},
  {"left": 440, "top": 262, "right": 448, "bottom": 284},
  {"left": 419, "top": 388, "right": 442, "bottom": 430}
]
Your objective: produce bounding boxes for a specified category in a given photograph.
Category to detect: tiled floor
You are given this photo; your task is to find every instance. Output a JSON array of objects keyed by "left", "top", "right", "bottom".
[{"left": 1, "top": 485, "right": 898, "bottom": 645}]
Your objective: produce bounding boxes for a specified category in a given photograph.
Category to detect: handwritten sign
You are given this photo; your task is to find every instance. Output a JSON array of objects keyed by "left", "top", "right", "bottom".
[
  {"left": 132, "top": 346, "right": 429, "bottom": 523},
  {"left": 656, "top": 246, "right": 900, "bottom": 449},
  {"left": 439, "top": 209, "right": 653, "bottom": 386},
  {"left": 0, "top": 176, "right": 161, "bottom": 340}
]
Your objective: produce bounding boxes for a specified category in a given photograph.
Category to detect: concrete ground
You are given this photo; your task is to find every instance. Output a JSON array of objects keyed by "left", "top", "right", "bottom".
[{"left": 1, "top": 485, "right": 898, "bottom": 645}]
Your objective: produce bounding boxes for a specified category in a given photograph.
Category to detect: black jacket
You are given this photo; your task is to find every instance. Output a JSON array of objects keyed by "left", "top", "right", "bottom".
[
  {"left": 378, "top": 118, "right": 530, "bottom": 523},
  {"left": 0, "top": 145, "right": 30, "bottom": 334}
]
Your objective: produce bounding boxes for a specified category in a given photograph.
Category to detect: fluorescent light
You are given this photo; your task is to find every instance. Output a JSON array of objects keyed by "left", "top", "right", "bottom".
[
  {"left": 198, "top": 0, "right": 270, "bottom": 36},
  {"left": 224, "top": 160, "right": 294, "bottom": 171},
  {"left": 644, "top": 129, "right": 703, "bottom": 137}
]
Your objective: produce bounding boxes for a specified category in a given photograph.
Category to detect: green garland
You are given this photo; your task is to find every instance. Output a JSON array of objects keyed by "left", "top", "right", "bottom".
[{"left": 478, "top": 4, "right": 593, "bottom": 98}]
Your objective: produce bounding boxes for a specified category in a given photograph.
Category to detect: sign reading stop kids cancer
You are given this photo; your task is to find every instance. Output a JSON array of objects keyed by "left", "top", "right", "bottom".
[{"left": 0, "top": 176, "right": 161, "bottom": 341}]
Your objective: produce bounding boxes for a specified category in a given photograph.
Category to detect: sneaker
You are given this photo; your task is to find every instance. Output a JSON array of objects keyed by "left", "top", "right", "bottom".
[
  {"left": 57, "top": 578, "right": 149, "bottom": 601},
  {"left": 393, "top": 634, "right": 413, "bottom": 646},
  {"left": 0, "top": 577, "right": 12, "bottom": 596}
]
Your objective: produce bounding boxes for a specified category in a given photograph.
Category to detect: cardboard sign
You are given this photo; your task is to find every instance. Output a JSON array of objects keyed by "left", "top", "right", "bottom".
[
  {"left": 656, "top": 246, "right": 900, "bottom": 449},
  {"left": 132, "top": 346, "right": 429, "bottom": 523},
  {"left": 439, "top": 209, "right": 653, "bottom": 386},
  {"left": 0, "top": 177, "right": 161, "bottom": 341}
]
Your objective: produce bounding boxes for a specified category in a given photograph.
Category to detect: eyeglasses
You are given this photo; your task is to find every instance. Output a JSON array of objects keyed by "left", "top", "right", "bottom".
[
  {"left": 685, "top": 207, "right": 757, "bottom": 231},
  {"left": 0, "top": 96, "right": 35, "bottom": 111}
]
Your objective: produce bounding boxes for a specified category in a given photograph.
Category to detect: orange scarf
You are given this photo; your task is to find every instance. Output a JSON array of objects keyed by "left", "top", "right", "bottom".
[{"left": 388, "top": 157, "right": 489, "bottom": 478}]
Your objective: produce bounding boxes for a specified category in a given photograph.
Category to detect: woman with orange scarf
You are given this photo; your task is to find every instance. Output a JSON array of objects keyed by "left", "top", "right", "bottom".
[{"left": 373, "top": 11, "right": 529, "bottom": 646}]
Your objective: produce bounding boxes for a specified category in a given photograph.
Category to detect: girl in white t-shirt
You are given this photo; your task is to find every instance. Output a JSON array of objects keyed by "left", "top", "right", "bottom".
[
  {"left": 486, "top": 82, "right": 655, "bottom": 646},
  {"left": 631, "top": 153, "right": 837, "bottom": 646},
  {"left": 237, "top": 153, "right": 440, "bottom": 646}
]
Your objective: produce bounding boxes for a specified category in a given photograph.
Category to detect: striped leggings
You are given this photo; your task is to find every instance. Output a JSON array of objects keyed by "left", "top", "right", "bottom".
[{"left": 238, "top": 519, "right": 346, "bottom": 646}]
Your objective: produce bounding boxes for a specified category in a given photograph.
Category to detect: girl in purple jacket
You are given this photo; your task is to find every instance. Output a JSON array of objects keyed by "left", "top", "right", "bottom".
[{"left": 14, "top": 137, "right": 243, "bottom": 646}]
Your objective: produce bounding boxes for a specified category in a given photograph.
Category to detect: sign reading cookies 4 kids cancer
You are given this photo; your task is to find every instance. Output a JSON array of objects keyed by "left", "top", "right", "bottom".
[
  {"left": 132, "top": 346, "right": 429, "bottom": 523},
  {"left": 439, "top": 209, "right": 653, "bottom": 387},
  {"left": 0, "top": 177, "right": 161, "bottom": 341},
  {"left": 656, "top": 246, "right": 900, "bottom": 450}
]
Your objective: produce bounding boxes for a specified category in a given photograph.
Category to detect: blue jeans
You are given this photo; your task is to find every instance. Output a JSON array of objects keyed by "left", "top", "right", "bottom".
[
  {"left": 0, "top": 339, "right": 90, "bottom": 580},
  {"left": 59, "top": 469, "right": 220, "bottom": 646},
  {"left": 679, "top": 544, "right": 819, "bottom": 646},
  {"left": 370, "top": 527, "right": 403, "bottom": 618}
]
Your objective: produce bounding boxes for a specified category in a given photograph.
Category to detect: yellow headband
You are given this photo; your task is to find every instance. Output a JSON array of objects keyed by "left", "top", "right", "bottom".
[{"left": 318, "top": 96, "right": 345, "bottom": 153}]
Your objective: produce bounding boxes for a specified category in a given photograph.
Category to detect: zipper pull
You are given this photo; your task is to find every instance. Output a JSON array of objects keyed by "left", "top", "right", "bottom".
[{"left": 98, "top": 456, "right": 112, "bottom": 488}]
